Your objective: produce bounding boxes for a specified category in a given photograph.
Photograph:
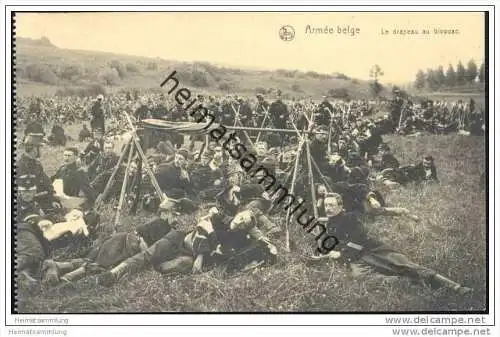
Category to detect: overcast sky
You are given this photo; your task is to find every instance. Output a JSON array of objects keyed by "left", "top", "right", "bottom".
[{"left": 15, "top": 12, "right": 485, "bottom": 84}]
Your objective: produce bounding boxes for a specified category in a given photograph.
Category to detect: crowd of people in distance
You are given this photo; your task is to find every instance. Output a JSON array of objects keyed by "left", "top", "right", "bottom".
[{"left": 15, "top": 87, "right": 482, "bottom": 296}]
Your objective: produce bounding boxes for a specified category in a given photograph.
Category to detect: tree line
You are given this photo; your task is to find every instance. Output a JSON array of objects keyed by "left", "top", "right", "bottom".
[{"left": 414, "top": 60, "right": 485, "bottom": 91}]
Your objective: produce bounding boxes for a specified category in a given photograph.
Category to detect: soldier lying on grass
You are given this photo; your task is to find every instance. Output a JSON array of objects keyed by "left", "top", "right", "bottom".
[
  {"left": 42, "top": 196, "right": 193, "bottom": 285},
  {"left": 310, "top": 193, "right": 472, "bottom": 295},
  {"left": 97, "top": 206, "right": 278, "bottom": 287}
]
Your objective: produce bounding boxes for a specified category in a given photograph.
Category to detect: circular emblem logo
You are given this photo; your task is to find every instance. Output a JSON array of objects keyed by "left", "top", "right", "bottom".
[{"left": 279, "top": 25, "right": 295, "bottom": 41}]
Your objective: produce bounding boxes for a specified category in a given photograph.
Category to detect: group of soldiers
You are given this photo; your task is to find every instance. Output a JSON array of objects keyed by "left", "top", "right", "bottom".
[
  {"left": 18, "top": 87, "right": 485, "bottom": 150},
  {"left": 15, "top": 88, "right": 477, "bottom": 302}
]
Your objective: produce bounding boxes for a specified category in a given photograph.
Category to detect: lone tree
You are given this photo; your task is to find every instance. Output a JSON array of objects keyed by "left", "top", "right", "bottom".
[{"left": 369, "top": 64, "right": 384, "bottom": 99}]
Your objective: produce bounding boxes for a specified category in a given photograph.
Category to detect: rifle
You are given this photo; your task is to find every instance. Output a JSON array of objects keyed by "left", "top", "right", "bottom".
[{"left": 397, "top": 100, "right": 408, "bottom": 133}]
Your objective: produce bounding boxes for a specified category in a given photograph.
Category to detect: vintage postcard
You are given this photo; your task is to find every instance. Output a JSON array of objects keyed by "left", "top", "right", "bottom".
[{"left": 2, "top": 4, "right": 497, "bottom": 335}]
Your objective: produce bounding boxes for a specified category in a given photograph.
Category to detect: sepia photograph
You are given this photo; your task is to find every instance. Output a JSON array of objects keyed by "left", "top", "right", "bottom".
[{"left": 10, "top": 10, "right": 489, "bottom": 317}]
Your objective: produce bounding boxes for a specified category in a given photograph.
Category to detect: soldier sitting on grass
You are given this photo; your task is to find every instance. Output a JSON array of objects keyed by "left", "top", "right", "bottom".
[
  {"left": 15, "top": 174, "right": 100, "bottom": 287},
  {"left": 47, "top": 124, "right": 67, "bottom": 147},
  {"left": 78, "top": 123, "right": 92, "bottom": 142}
]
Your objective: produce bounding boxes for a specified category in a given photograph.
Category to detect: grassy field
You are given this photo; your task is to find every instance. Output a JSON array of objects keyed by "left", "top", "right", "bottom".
[{"left": 15, "top": 123, "right": 487, "bottom": 313}]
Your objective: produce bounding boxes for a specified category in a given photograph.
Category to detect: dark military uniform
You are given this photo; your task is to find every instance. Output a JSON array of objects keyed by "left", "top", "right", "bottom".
[
  {"left": 317, "top": 211, "right": 471, "bottom": 294},
  {"left": 97, "top": 208, "right": 200, "bottom": 285},
  {"left": 315, "top": 100, "right": 334, "bottom": 126},
  {"left": 47, "top": 124, "right": 67, "bottom": 146},
  {"left": 135, "top": 104, "right": 151, "bottom": 121},
  {"left": 88, "top": 151, "right": 118, "bottom": 178},
  {"left": 190, "top": 162, "right": 224, "bottom": 201},
  {"left": 390, "top": 97, "right": 404, "bottom": 127},
  {"left": 170, "top": 104, "right": 187, "bottom": 122},
  {"left": 88, "top": 151, "right": 120, "bottom": 192},
  {"left": 268, "top": 97, "right": 289, "bottom": 147},
  {"left": 15, "top": 175, "right": 52, "bottom": 283},
  {"left": 17, "top": 154, "right": 54, "bottom": 196},
  {"left": 155, "top": 162, "right": 195, "bottom": 198},
  {"left": 152, "top": 103, "right": 168, "bottom": 120},
  {"left": 15, "top": 210, "right": 51, "bottom": 281},
  {"left": 254, "top": 99, "right": 270, "bottom": 126},
  {"left": 221, "top": 100, "right": 234, "bottom": 125},
  {"left": 309, "top": 138, "right": 329, "bottom": 170},
  {"left": 410, "top": 161, "right": 438, "bottom": 182},
  {"left": 329, "top": 182, "right": 384, "bottom": 214},
  {"left": 238, "top": 100, "right": 253, "bottom": 126},
  {"left": 90, "top": 101, "right": 105, "bottom": 133},
  {"left": 81, "top": 138, "right": 104, "bottom": 166},
  {"left": 269, "top": 99, "right": 288, "bottom": 130},
  {"left": 78, "top": 124, "right": 92, "bottom": 142},
  {"left": 24, "top": 121, "right": 45, "bottom": 140},
  {"left": 51, "top": 162, "right": 97, "bottom": 208},
  {"left": 17, "top": 153, "right": 58, "bottom": 210}
]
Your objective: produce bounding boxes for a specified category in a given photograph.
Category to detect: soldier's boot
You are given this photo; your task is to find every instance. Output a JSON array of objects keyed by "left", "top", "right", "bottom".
[
  {"left": 41, "top": 260, "right": 60, "bottom": 286},
  {"left": 56, "top": 259, "right": 86, "bottom": 274},
  {"left": 59, "top": 266, "right": 87, "bottom": 283},
  {"left": 97, "top": 260, "right": 137, "bottom": 287},
  {"left": 432, "top": 274, "right": 473, "bottom": 295},
  {"left": 42, "top": 259, "right": 85, "bottom": 285},
  {"left": 157, "top": 256, "right": 194, "bottom": 275}
]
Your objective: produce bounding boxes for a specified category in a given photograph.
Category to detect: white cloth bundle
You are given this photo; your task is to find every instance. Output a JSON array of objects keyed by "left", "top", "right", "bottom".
[{"left": 41, "top": 211, "right": 89, "bottom": 241}]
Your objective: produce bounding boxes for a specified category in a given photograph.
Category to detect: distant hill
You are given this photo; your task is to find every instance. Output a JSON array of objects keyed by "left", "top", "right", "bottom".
[{"left": 15, "top": 36, "right": 388, "bottom": 99}]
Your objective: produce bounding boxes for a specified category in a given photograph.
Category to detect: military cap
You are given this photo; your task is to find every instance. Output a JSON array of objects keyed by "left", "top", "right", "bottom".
[
  {"left": 423, "top": 155, "right": 434, "bottom": 166},
  {"left": 176, "top": 148, "right": 190, "bottom": 159},
  {"left": 96, "top": 94, "right": 104, "bottom": 100},
  {"left": 17, "top": 174, "right": 37, "bottom": 191},
  {"left": 315, "top": 125, "right": 329, "bottom": 133}
]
